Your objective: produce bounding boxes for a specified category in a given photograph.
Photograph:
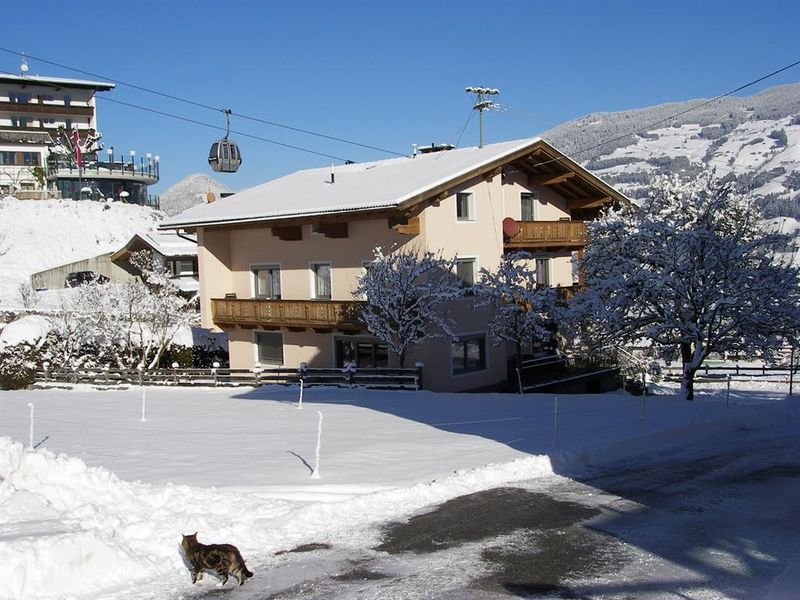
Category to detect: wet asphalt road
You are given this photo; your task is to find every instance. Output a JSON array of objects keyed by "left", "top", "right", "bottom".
[{"left": 196, "top": 430, "right": 800, "bottom": 599}]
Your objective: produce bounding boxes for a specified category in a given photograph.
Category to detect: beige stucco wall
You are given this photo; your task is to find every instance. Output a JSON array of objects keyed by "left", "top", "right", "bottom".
[{"left": 197, "top": 168, "right": 584, "bottom": 391}]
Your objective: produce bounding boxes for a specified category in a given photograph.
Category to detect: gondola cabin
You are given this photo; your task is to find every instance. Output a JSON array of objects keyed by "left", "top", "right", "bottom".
[{"left": 208, "top": 139, "right": 242, "bottom": 173}]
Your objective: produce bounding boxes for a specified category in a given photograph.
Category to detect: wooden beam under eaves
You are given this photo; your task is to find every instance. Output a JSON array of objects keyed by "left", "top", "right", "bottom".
[
  {"left": 569, "top": 196, "right": 612, "bottom": 209},
  {"left": 529, "top": 172, "right": 575, "bottom": 186},
  {"left": 315, "top": 222, "right": 349, "bottom": 238},
  {"left": 272, "top": 225, "right": 302, "bottom": 241},
  {"left": 388, "top": 215, "right": 420, "bottom": 235}
]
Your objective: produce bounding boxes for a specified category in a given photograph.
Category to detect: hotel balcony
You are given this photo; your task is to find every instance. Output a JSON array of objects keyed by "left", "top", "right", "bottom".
[
  {"left": 504, "top": 220, "right": 588, "bottom": 251},
  {"left": 212, "top": 298, "right": 365, "bottom": 332},
  {"left": 0, "top": 100, "right": 94, "bottom": 117},
  {"left": 46, "top": 157, "right": 159, "bottom": 185}
]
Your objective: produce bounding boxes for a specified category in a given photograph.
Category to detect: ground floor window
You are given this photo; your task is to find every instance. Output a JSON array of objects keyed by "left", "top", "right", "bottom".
[
  {"left": 335, "top": 337, "right": 388, "bottom": 368},
  {"left": 255, "top": 331, "right": 284, "bottom": 366},
  {"left": 451, "top": 334, "right": 486, "bottom": 374}
]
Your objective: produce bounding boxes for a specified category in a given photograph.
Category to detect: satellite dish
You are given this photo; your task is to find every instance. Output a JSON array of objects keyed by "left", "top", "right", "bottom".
[{"left": 502, "top": 217, "right": 520, "bottom": 239}]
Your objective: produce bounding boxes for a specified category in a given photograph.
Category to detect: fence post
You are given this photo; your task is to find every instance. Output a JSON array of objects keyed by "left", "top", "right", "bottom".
[
  {"left": 516, "top": 367, "right": 523, "bottom": 394},
  {"left": 415, "top": 362, "right": 424, "bottom": 391},
  {"left": 28, "top": 402, "right": 34, "bottom": 450},
  {"left": 553, "top": 395, "right": 559, "bottom": 448},
  {"left": 790, "top": 347, "right": 795, "bottom": 396},
  {"left": 212, "top": 361, "right": 219, "bottom": 387},
  {"left": 253, "top": 362, "right": 262, "bottom": 387},
  {"left": 172, "top": 362, "right": 179, "bottom": 385},
  {"left": 640, "top": 394, "right": 645, "bottom": 434},
  {"left": 726, "top": 374, "right": 731, "bottom": 408}
]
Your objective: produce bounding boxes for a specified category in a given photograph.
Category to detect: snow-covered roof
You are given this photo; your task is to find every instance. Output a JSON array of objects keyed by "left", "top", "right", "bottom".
[
  {"left": 162, "top": 138, "right": 582, "bottom": 229},
  {"left": 0, "top": 73, "right": 115, "bottom": 91},
  {"left": 110, "top": 230, "right": 197, "bottom": 262}
]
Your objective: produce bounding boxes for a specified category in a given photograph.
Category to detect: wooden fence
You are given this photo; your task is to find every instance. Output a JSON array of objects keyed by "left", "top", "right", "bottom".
[{"left": 35, "top": 364, "right": 424, "bottom": 391}]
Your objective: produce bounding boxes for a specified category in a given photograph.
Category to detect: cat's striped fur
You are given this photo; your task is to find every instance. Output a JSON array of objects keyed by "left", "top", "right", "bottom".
[{"left": 181, "top": 533, "right": 253, "bottom": 586}]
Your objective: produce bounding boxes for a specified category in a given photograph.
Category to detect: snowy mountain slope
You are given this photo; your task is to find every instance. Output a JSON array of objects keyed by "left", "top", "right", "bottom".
[
  {"left": 0, "top": 198, "right": 162, "bottom": 309},
  {"left": 544, "top": 83, "right": 800, "bottom": 217},
  {"left": 158, "top": 173, "right": 230, "bottom": 216}
]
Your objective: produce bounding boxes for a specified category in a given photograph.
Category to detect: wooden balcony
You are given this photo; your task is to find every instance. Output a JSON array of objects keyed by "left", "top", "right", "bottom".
[
  {"left": 211, "top": 298, "right": 365, "bottom": 332},
  {"left": 504, "top": 220, "right": 588, "bottom": 251}
]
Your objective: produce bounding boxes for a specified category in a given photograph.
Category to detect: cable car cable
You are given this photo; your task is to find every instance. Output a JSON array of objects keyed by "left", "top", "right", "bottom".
[
  {"left": 0, "top": 46, "right": 408, "bottom": 157},
  {"left": 100, "top": 96, "right": 352, "bottom": 162}
]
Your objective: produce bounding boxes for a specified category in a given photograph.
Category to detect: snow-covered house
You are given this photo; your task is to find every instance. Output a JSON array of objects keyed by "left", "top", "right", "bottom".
[
  {"left": 110, "top": 230, "right": 199, "bottom": 296},
  {"left": 160, "top": 138, "right": 629, "bottom": 391},
  {"left": 0, "top": 73, "right": 158, "bottom": 204},
  {"left": 29, "top": 230, "right": 197, "bottom": 293}
]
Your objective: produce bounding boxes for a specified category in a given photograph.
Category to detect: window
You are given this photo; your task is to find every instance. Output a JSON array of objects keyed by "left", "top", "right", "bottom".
[
  {"left": 255, "top": 331, "right": 283, "bottom": 365},
  {"left": 521, "top": 192, "right": 538, "bottom": 221},
  {"left": 174, "top": 259, "right": 196, "bottom": 277},
  {"left": 452, "top": 335, "right": 486, "bottom": 374},
  {"left": 456, "top": 192, "right": 474, "bottom": 222},
  {"left": 535, "top": 257, "right": 551, "bottom": 287},
  {"left": 455, "top": 258, "right": 476, "bottom": 287},
  {"left": 253, "top": 264, "right": 281, "bottom": 299},
  {"left": 0, "top": 151, "right": 40, "bottom": 166},
  {"left": 335, "top": 338, "right": 389, "bottom": 368},
  {"left": 311, "top": 263, "right": 331, "bottom": 299},
  {"left": 10, "top": 116, "right": 29, "bottom": 128}
]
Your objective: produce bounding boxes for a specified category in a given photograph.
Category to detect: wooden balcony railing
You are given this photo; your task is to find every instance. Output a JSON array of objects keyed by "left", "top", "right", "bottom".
[
  {"left": 211, "top": 298, "right": 365, "bottom": 331},
  {"left": 504, "top": 220, "right": 588, "bottom": 250}
]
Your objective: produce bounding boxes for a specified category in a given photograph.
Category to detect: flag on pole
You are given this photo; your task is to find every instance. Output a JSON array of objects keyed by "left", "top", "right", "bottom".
[{"left": 73, "top": 127, "right": 82, "bottom": 167}]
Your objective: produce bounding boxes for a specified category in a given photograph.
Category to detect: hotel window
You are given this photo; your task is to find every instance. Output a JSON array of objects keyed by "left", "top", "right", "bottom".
[
  {"left": 311, "top": 262, "right": 331, "bottom": 299},
  {"left": 255, "top": 331, "right": 284, "bottom": 366},
  {"left": 455, "top": 258, "right": 476, "bottom": 287},
  {"left": 535, "top": 257, "right": 551, "bottom": 287},
  {"left": 456, "top": 192, "right": 474, "bottom": 222},
  {"left": 452, "top": 334, "right": 487, "bottom": 374},
  {"left": 252, "top": 264, "right": 281, "bottom": 299},
  {"left": 521, "top": 192, "right": 538, "bottom": 221}
]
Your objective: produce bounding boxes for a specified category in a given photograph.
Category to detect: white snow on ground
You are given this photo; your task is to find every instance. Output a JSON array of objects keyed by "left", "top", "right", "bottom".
[{"left": 1, "top": 381, "right": 799, "bottom": 599}]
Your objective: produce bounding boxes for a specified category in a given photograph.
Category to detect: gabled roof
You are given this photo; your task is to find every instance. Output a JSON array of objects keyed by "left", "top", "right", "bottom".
[
  {"left": 110, "top": 230, "right": 197, "bottom": 262},
  {"left": 161, "top": 137, "right": 630, "bottom": 230}
]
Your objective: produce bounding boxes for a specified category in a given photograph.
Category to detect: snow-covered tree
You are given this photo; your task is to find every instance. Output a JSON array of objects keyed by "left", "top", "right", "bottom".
[
  {"left": 354, "top": 246, "right": 461, "bottom": 367},
  {"left": 573, "top": 172, "right": 800, "bottom": 400},
  {"left": 473, "top": 251, "right": 556, "bottom": 369},
  {"left": 71, "top": 251, "right": 197, "bottom": 369}
]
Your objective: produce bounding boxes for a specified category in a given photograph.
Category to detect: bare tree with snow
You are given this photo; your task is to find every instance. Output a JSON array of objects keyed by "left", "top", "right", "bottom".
[
  {"left": 473, "top": 251, "right": 557, "bottom": 371},
  {"left": 354, "top": 246, "right": 461, "bottom": 367},
  {"left": 572, "top": 172, "right": 800, "bottom": 400},
  {"left": 72, "top": 251, "right": 197, "bottom": 369}
]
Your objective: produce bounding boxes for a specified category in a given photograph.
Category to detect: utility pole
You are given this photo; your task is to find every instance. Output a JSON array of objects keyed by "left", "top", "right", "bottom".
[{"left": 465, "top": 86, "right": 500, "bottom": 148}]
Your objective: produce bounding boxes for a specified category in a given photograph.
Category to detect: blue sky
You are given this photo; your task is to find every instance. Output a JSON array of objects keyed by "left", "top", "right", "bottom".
[{"left": 2, "top": 0, "right": 799, "bottom": 194}]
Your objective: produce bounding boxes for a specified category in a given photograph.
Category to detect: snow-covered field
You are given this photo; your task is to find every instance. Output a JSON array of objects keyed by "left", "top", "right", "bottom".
[{"left": 1, "top": 380, "right": 798, "bottom": 599}]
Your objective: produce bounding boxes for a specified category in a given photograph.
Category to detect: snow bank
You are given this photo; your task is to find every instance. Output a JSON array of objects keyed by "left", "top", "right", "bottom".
[
  {"left": 0, "top": 315, "right": 51, "bottom": 349},
  {"left": 0, "top": 436, "right": 552, "bottom": 600}
]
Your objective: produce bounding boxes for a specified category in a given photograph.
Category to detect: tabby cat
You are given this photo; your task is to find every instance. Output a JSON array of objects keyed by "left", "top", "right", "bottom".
[{"left": 181, "top": 532, "right": 254, "bottom": 586}]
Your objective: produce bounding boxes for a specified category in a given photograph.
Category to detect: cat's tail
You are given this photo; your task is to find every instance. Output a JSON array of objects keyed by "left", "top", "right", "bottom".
[{"left": 241, "top": 562, "right": 254, "bottom": 579}]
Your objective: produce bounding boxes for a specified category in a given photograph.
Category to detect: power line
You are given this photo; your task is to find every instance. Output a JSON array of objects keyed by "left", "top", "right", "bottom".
[
  {"left": 546, "top": 58, "right": 800, "bottom": 164},
  {"left": 0, "top": 46, "right": 408, "bottom": 158},
  {"left": 99, "top": 96, "right": 353, "bottom": 162}
]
